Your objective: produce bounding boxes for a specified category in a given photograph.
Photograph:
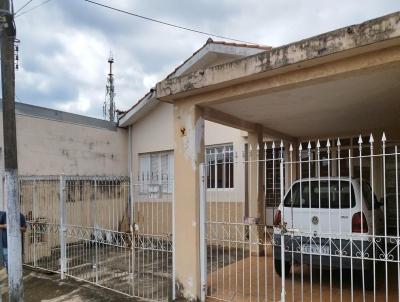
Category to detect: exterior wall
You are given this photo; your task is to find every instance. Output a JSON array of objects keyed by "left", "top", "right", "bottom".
[
  {"left": 128, "top": 103, "right": 248, "bottom": 253},
  {"left": 205, "top": 121, "right": 247, "bottom": 205},
  {"left": 130, "top": 102, "right": 174, "bottom": 179},
  {"left": 129, "top": 102, "right": 247, "bottom": 208},
  {"left": 0, "top": 113, "right": 128, "bottom": 176}
]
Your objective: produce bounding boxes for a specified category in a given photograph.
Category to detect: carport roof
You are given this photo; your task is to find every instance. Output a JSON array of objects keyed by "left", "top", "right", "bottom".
[
  {"left": 155, "top": 12, "right": 400, "bottom": 141},
  {"left": 156, "top": 11, "right": 400, "bottom": 101}
]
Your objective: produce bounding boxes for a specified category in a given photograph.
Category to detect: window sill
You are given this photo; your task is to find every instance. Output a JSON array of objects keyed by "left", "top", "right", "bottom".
[{"left": 206, "top": 188, "right": 235, "bottom": 192}]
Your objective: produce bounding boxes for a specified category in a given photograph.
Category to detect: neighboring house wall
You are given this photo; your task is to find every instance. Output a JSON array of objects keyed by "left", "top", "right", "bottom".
[
  {"left": 0, "top": 103, "right": 130, "bottom": 262},
  {"left": 0, "top": 104, "right": 128, "bottom": 176}
]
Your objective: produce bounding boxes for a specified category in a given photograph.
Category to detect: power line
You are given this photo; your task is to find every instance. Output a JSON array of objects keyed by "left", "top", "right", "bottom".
[
  {"left": 14, "top": 0, "right": 35, "bottom": 15},
  {"left": 83, "top": 0, "right": 258, "bottom": 45},
  {"left": 15, "top": 0, "right": 55, "bottom": 18}
]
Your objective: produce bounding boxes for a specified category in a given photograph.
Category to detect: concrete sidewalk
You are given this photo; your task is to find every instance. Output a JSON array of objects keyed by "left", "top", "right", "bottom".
[{"left": 0, "top": 268, "right": 140, "bottom": 302}]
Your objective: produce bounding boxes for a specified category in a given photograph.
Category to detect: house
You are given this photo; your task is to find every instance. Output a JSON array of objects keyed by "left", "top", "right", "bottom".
[
  {"left": 1, "top": 11, "right": 399, "bottom": 301},
  {"left": 153, "top": 12, "right": 400, "bottom": 301},
  {"left": 118, "top": 39, "right": 275, "bottom": 235}
]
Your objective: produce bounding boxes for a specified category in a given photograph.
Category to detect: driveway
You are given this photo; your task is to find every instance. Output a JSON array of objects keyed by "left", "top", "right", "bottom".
[{"left": 206, "top": 249, "right": 397, "bottom": 302}]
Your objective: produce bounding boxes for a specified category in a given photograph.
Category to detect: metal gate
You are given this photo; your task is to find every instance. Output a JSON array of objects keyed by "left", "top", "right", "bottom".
[
  {"left": 19, "top": 175, "right": 174, "bottom": 301},
  {"left": 200, "top": 133, "right": 400, "bottom": 302}
]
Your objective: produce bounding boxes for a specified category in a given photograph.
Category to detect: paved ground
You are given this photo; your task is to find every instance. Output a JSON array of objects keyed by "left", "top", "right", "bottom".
[
  {"left": 24, "top": 238, "right": 173, "bottom": 301},
  {"left": 0, "top": 268, "right": 140, "bottom": 302},
  {"left": 207, "top": 247, "right": 398, "bottom": 302}
]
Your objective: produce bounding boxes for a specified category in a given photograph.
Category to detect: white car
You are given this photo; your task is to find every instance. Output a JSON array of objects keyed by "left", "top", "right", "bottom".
[{"left": 273, "top": 177, "right": 383, "bottom": 289}]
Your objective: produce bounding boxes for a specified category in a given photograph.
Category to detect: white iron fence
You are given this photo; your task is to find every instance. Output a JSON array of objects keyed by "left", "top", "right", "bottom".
[
  {"left": 18, "top": 176, "right": 174, "bottom": 301},
  {"left": 201, "top": 133, "right": 400, "bottom": 302}
]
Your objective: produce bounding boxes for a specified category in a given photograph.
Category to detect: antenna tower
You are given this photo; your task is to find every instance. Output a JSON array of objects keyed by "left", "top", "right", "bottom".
[{"left": 104, "top": 54, "right": 116, "bottom": 121}]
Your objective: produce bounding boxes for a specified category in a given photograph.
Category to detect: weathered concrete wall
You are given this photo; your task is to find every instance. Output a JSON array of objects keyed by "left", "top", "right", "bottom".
[{"left": 0, "top": 112, "right": 128, "bottom": 176}]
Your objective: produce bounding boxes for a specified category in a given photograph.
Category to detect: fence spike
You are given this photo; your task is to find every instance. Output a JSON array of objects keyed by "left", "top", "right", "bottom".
[
  {"left": 316, "top": 140, "right": 321, "bottom": 148},
  {"left": 369, "top": 133, "right": 374, "bottom": 144},
  {"left": 264, "top": 142, "right": 267, "bottom": 150},
  {"left": 289, "top": 144, "right": 293, "bottom": 152},
  {"left": 307, "top": 141, "right": 311, "bottom": 149},
  {"left": 272, "top": 141, "right": 276, "bottom": 149},
  {"left": 382, "top": 132, "right": 387, "bottom": 142},
  {"left": 326, "top": 139, "right": 331, "bottom": 148},
  {"left": 358, "top": 135, "right": 363, "bottom": 145},
  {"left": 298, "top": 143, "right": 303, "bottom": 151},
  {"left": 280, "top": 140, "right": 284, "bottom": 148},
  {"left": 336, "top": 138, "right": 341, "bottom": 146}
]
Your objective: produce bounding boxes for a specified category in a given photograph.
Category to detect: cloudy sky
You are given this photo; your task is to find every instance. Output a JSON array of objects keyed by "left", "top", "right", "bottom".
[{"left": 12, "top": 0, "right": 400, "bottom": 119}]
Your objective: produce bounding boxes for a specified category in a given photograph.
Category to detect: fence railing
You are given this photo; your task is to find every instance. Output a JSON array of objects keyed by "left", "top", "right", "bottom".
[
  {"left": 201, "top": 133, "right": 400, "bottom": 302},
  {"left": 17, "top": 175, "right": 173, "bottom": 301}
]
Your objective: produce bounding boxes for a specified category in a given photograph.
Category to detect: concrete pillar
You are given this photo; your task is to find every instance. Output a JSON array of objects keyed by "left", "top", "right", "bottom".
[
  {"left": 247, "top": 128, "right": 265, "bottom": 255},
  {"left": 173, "top": 101, "right": 204, "bottom": 301},
  {"left": 247, "top": 128, "right": 265, "bottom": 222}
]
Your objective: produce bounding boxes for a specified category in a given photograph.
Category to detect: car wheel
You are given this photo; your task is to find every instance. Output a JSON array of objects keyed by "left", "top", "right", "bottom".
[{"left": 274, "top": 258, "right": 291, "bottom": 277}]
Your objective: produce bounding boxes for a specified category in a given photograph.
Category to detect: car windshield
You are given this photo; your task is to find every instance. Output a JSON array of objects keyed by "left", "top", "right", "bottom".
[{"left": 283, "top": 180, "right": 356, "bottom": 208}]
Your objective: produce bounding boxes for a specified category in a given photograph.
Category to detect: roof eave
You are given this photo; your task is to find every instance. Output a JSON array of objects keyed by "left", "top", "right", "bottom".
[{"left": 118, "top": 94, "right": 159, "bottom": 127}]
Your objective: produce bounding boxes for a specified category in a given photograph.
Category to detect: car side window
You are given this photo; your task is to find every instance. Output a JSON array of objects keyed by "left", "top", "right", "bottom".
[{"left": 283, "top": 182, "right": 300, "bottom": 207}]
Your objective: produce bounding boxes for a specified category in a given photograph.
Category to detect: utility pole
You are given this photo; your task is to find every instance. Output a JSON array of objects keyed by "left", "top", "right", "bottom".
[{"left": 0, "top": 1, "right": 23, "bottom": 301}]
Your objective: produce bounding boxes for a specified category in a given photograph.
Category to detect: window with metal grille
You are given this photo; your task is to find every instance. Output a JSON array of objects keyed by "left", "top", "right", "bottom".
[{"left": 206, "top": 144, "right": 234, "bottom": 189}]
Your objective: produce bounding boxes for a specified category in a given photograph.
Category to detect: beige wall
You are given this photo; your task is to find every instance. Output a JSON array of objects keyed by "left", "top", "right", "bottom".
[
  {"left": 131, "top": 101, "right": 174, "bottom": 178},
  {"left": 205, "top": 120, "right": 244, "bottom": 146},
  {"left": 0, "top": 114, "right": 128, "bottom": 176},
  {"left": 129, "top": 102, "right": 247, "bottom": 204}
]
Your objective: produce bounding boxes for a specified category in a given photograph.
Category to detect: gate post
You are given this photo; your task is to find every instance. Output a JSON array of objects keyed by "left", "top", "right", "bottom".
[
  {"left": 129, "top": 173, "right": 135, "bottom": 296},
  {"left": 33, "top": 180, "right": 37, "bottom": 268},
  {"left": 94, "top": 178, "right": 99, "bottom": 284},
  {"left": 280, "top": 156, "right": 286, "bottom": 302},
  {"left": 199, "top": 163, "right": 207, "bottom": 302},
  {"left": 59, "top": 175, "right": 67, "bottom": 279}
]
